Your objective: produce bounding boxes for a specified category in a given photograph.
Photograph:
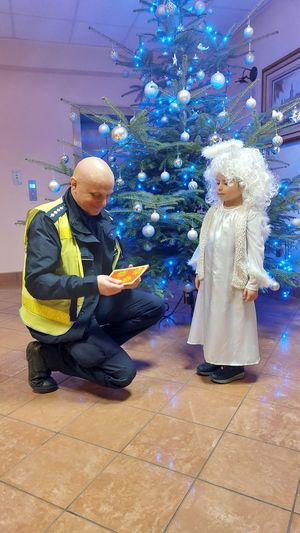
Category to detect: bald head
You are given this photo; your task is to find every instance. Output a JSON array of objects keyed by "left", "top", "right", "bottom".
[{"left": 70, "top": 157, "right": 114, "bottom": 216}]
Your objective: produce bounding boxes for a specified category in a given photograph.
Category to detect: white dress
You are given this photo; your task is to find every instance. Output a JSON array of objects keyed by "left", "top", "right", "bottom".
[{"left": 188, "top": 205, "right": 264, "bottom": 366}]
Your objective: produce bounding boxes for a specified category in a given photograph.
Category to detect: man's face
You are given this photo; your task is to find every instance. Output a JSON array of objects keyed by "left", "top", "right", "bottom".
[{"left": 71, "top": 176, "right": 114, "bottom": 216}]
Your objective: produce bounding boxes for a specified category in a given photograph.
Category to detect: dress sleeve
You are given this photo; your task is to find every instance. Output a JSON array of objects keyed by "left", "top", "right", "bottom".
[{"left": 246, "top": 211, "right": 272, "bottom": 290}]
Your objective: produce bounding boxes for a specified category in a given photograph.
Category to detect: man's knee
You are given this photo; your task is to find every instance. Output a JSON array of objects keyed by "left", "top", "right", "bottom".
[{"left": 108, "top": 359, "right": 137, "bottom": 388}]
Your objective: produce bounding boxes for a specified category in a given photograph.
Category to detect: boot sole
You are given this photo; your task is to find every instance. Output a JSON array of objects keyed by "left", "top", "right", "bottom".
[
  {"left": 31, "top": 384, "right": 59, "bottom": 394},
  {"left": 211, "top": 372, "right": 245, "bottom": 384}
]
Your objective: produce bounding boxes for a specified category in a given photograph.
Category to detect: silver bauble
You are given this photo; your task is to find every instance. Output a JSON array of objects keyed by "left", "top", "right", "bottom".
[
  {"left": 271, "top": 146, "right": 281, "bottom": 155},
  {"left": 133, "top": 202, "right": 143, "bottom": 213},
  {"left": 48, "top": 179, "right": 61, "bottom": 193},
  {"left": 210, "top": 71, "right": 225, "bottom": 89},
  {"left": 245, "top": 96, "right": 257, "bottom": 110},
  {"left": 180, "top": 130, "right": 190, "bottom": 142},
  {"left": 111, "top": 124, "right": 129, "bottom": 144},
  {"left": 160, "top": 170, "right": 170, "bottom": 182},
  {"left": 188, "top": 179, "right": 198, "bottom": 190},
  {"left": 187, "top": 228, "right": 198, "bottom": 241},
  {"left": 143, "top": 242, "right": 153, "bottom": 252},
  {"left": 270, "top": 280, "right": 280, "bottom": 291},
  {"left": 150, "top": 211, "right": 160, "bottom": 222},
  {"left": 60, "top": 153, "right": 69, "bottom": 164},
  {"left": 116, "top": 176, "right": 124, "bottom": 187},
  {"left": 194, "top": 0, "right": 206, "bottom": 15},
  {"left": 142, "top": 223, "right": 155, "bottom": 238},
  {"left": 243, "top": 24, "right": 254, "bottom": 39},
  {"left": 98, "top": 123, "right": 110, "bottom": 136},
  {"left": 69, "top": 111, "right": 78, "bottom": 122},
  {"left": 272, "top": 134, "right": 283, "bottom": 146},
  {"left": 165, "top": 1, "right": 176, "bottom": 14},
  {"left": 272, "top": 110, "right": 284, "bottom": 123},
  {"left": 144, "top": 80, "right": 159, "bottom": 99},
  {"left": 196, "top": 69, "right": 205, "bottom": 81},
  {"left": 218, "top": 109, "right": 229, "bottom": 121},
  {"left": 137, "top": 171, "right": 147, "bottom": 182},
  {"left": 244, "top": 51, "right": 255, "bottom": 65},
  {"left": 208, "top": 131, "right": 222, "bottom": 145},
  {"left": 173, "top": 157, "right": 183, "bottom": 168},
  {"left": 177, "top": 89, "right": 191, "bottom": 104}
]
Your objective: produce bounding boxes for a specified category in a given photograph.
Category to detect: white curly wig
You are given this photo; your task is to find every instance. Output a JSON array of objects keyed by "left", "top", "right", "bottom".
[{"left": 202, "top": 139, "right": 278, "bottom": 211}]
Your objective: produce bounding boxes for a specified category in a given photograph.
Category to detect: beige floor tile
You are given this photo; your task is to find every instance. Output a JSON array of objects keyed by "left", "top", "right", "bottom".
[
  {"left": 167, "top": 480, "right": 290, "bottom": 533},
  {"left": 70, "top": 454, "right": 192, "bottom": 532},
  {"left": 0, "top": 349, "right": 27, "bottom": 376},
  {"left": 161, "top": 385, "right": 241, "bottom": 430},
  {"left": 47, "top": 512, "right": 110, "bottom": 531},
  {"left": 0, "top": 418, "right": 54, "bottom": 476},
  {"left": 228, "top": 398, "right": 300, "bottom": 450},
  {"left": 248, "top": 373, "right": 300, "bottom": 409},
  {"left": 263, "top": 356, "right": 300, "bottom": 381},
  {"left": 132, "top": 350, "right": 196, "bottom": 383},
  {"left": 2, "top": 434, "right": 115, "bottom": 507},
  {"left": 0, "top": 373, "right": 9, "bottom": 383},
  {"left": 290, "top": 514, "right": 300, "bottom": 533},
  {"left": 11, "top": 386, "right": 98, "bottom": 431},
  {"left": 0, "top": 481, "right": 61, "bottom": 533},
  {"left": 0, "top": 326, "right": 31, "bottom": 350},
  {"left": 0, "top": 377, "right": 35, "bottom": 415},
  {"left": 124, "top": 413, "right": 221, "bottom": 476},
  {"left": 62, "top": 402, "right": 153, "bottom": 451},
  {"left": 200, "top": 433, "right": 300, "bottom": 509},
  {"left": 124, "top": 375, "right": 182, "bottom": 412}
]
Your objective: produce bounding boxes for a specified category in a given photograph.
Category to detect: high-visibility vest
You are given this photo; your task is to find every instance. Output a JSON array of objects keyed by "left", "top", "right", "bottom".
[{"left": 20, "top": 197, "right": 120, "bottom": 335}]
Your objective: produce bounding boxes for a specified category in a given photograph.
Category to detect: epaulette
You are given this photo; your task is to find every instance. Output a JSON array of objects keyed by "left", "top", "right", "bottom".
[
  {"left": 45, "top": 202, "right": 67, "bottom": 223},
  {"left": 104, "top": 209, "right": 114, "bottom": 221}
]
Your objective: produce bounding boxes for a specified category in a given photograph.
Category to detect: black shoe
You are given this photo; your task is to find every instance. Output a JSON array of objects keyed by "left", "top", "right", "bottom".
[
  {"left": 196, "top": 362, "right": 221, "bottom": 376},
  {"left": 210, "top": 366, "right": 245, "bottom": 384},
  {"left": 26, "top": 342, "right": 58, "bottom": 393}
]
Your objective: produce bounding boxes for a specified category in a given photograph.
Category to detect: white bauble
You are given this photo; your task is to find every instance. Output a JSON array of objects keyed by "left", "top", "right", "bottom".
[
  {"left": 177, "top": 89, "right": 191, "bottom": 104},
  {"left": 194, "top": 0, "right": 206, "bottom": 15},
  {"left": 243, "top": 24, "right": 254, "bottom": 39},
  {"left": 292, "top": 218, "right": 300, "bottom": 227},
  {"left": 196, "top": 69, "right": 205, "bottom": 81},
  {"left": 272, "top": 110, "right": 284, "bottom": 123},
  {"left": 173, "top": 157, "right": 183, "bottom": 168},
  {"left": 208, "top": 131, "right": 222, "bottom": 144},
  {"left": 188, "top": 179, "right": 198, "bottom": 190},
  {"left": 245, "top": 96, "right": 257, "bottom": 110},
  {"left": 137, "top": 171, "right": 147, "bottom": 182},
  {"left": 270, "top": 280, "right": 280, "bottom": 291},
  {"left": 150, "top": 211, "right": 160, "bottom": 222},
  {"left": 180, "top": 130, "right": 190, "bottom": 142},
  {"left": 48, "top": 179, "right": 61, "bottom": 193},
  {"left": 272, "top": 133, "right": 283, "bottom": 146},
  {"left": 98, "top": 123, "right": 110, "bottom": 136},
  {"left": 111, "top": 124, "right": 129, "bottom": 143},
  {"left": 144, "top": 81, "right": 159, "bottom": 98},
  {"left": 187, "top": 228, "right": 198, "bottom": 241},
  {"left": 142, "top": 223, "right": 155, "bottom": 238},
  {"left": 160, "top": 170, "right": 170, "bottom": 182},
  {"left": 156, "top": 4, "right": 167, "bottom": 17},
  {"left": 210, "top": 71, "right": 226, "bottom": 89},
  {"left": 217, "top": 109, "right": 229, "bottom": 120},
  {"left": 133, "top": 202, "right": 143, "bottom": 213},
  {"left": 165, "top": 0, "right": 176, "bottom": 14}
]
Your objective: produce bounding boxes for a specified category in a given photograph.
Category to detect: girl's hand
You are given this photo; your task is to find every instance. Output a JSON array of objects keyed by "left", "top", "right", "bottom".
[
  {"left": 243, "top": 288, "right": 258, "bottom": 302},
  {"left": 195, "top": 274, "right": 200, "bottom": 290}
]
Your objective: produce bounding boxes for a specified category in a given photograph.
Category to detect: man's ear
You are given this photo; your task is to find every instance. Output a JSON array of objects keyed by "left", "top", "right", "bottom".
[{"left": 70, "top": 176, "right": 77, "bottom": 190}]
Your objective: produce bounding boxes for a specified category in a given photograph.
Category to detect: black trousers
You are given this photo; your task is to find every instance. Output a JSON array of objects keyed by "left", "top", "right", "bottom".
[{"left": 42, "top": 289, "right": 165, "bottom": 389}]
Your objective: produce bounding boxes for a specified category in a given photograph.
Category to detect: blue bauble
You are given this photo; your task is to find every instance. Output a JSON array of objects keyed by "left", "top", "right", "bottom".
[
  {"left": 244, "top": 52, "right": 255, "bottom": 65},
  {"left": 144, "top": 81, "right": 159, "bottom": 99},
  {"left": 98, "top": 123, "right": 110, "bottom": 136},
  {"left": 60, "top": 154, "right": 69, "bottom": 164},
  {"left": 196, "top": 69, "right": 205, "bottom": 81},
  {"left": 48, "top": 179, "right": 61, "bottom": 193}
]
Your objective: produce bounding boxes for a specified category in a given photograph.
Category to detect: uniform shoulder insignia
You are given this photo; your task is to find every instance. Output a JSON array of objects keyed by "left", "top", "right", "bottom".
[
  {"left": 104, "top": 209, "right": 113, "bottom": 221},
  {"left": 45, "top": 202, "right": 67, "bottom": 222}
]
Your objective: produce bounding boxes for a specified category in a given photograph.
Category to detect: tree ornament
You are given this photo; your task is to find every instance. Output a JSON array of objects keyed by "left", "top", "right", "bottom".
[
  {"left": 218, "top": 109, "right": 228, "bottom": 121},
  {"left": 165, "top": 1, "right": 176, "bottom": 15},
  {"left": 111, "top": 124, "right": 128, "bottom": 144},
  {"left": 272, "top": 133, "right": 283, "bottom": 146},
  {"left": 187, "top": 76, "right": 194, "bottom": 87},
  {"left": 137, "top": 170, "right": 147, "bottom": 182},
  {"left": 173, "top": 157, "right": 183, "bottom": 168},
  {"left": 116, "top": 175, "right": 124, "bottom": 187},
  {"left": 180, "top": 130, "right": 190, "bottom": 142},
  {"left": 194, "top": 0, "right": 206, "bottom": 15},
  {"left": 196, "top": 69, "right": 205, "bottom": 81},
  {"left": 210, "top": 71, "right": 226, "bottom": 89},
  {"left": 143, "top": 242, "right": 153, "bottom": 252},
  {"left": 208, "top": 131, "right": 222, "bottom": 144},
  {"left": 244, "top": 51, "right": 255, "bottom": 65},
  {"left": 272, "top": 110, "right": 284, "bottom": 123},
  {"left": 98, "top": 123, "right": 110, "bottom": 136},
  {"left": 291, "top": 106, "right": 300, "bottom": 123},
  {"left": 156, "top": 4, "right": 167, "bottom": 17},
  {"left": 270, "top": 280, "right": 280, "bottom": 291},
  {"left": 110, "top": 49, "right": 119, "bottom": 61},
  {"left": 197, "top": 42, "right": 209, "bottom": 51},
  {"left": 187, "top": 228, "right": 198, "bottom": 241},
  {"left": 243, "top": 24, "right": 254, "bottom": 39},
  {"left": 177, "top": 88, "right": 191, "bottom": 104},
  {"left": 108, "top": 155, "right": 116, "bottom": 163},
  {"left": 133, "top": 202, "right": 143, "bottom": 213},
  {"left": 151, "top": 211, "right": 160, "bottom": 222},
  {"left": 122, "top": 69, "right": 130, "bottom": 78},
  {"left": 160, "top": 170, "right": 171, "bottom": 182},
  {"left": 144, "top": 80, "right": 159, "bottom": 99},
  {"left": 48, "top": 179, "right": 61, "bottom": 193},
  {"left": 188, "top": 179, "right": 198, "bottom": 190},
  {"left": 292, "top": 218, "right": 300, "bottom": 227},
  {"left": 142, "top": 223, "right": 155, "bottom": 238},
  {"left": 245, "top": 96, "right": 256, "bottom": 110},
  {"left": 271, "top": 146, "right": 280, "bottom": 155},
  {"left": 60, "top": 153, "right": 69, "bottom": 164},
  {"left": 176, "top": 68, "right": 183, "bottom": 77},
  {"left": 69, "top": 111, "right": 78, "bottom": 122},
  {"left": 193, "top": 54, "right": 199, "bottom": 63}
]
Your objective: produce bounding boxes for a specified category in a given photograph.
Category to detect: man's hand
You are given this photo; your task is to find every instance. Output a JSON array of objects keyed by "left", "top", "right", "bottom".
[
  {"left": 243, "top": 288, "right": 258, "bottom": 302},
  {"left": 97, "top": 275, "right": 124, "bottom": 296},
  {"left": 195, "top": 274, "right": 200, "bottom": 290}
]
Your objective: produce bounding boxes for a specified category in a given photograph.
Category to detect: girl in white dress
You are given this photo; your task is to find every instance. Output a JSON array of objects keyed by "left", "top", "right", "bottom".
[{"left": 188, "top": 139, "right": 278, "bottom": 383}]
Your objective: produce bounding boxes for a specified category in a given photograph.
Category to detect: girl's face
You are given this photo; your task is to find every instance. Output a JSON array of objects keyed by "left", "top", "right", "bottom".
[{"left": 216, "top": 173, "right": 243, "bottom": 207}]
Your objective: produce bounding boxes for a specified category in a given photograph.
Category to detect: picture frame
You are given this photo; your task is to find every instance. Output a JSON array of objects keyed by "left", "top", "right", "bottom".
[{"left": 261, "top": 48, "right": 300, "bottom": 143}]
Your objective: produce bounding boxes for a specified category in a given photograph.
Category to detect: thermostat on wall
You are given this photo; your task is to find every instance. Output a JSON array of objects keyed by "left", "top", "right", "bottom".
[{"left": 28, "top": 180, "right": 37, "bottom": 201}]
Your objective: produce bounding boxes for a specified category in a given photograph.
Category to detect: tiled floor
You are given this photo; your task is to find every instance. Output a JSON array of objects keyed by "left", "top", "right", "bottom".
[{"left": 0, "top": 283, "right": 299, "bottom": 532}]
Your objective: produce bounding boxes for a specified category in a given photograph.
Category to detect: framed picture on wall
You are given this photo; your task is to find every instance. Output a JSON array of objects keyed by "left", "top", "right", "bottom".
[{"left": 261, "top": 48, "right": 300, "bottom": 143}]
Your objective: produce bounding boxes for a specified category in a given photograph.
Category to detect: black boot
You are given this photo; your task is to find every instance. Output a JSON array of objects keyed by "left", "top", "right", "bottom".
[{"left": 26, "top": 342, "right": 58, "bottom": 393}]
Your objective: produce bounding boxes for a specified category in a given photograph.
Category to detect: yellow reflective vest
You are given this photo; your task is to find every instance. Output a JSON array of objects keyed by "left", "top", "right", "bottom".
[{"left": 20, "top": 197, "right": 121, "bottom": 336}]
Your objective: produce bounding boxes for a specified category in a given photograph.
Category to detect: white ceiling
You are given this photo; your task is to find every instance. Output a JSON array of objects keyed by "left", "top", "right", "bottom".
[{"left": 0, "top": 0, "right": 268, "bottom": 49}]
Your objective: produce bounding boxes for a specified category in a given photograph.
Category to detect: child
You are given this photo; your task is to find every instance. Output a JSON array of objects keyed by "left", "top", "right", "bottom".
[{"left": 188, "top": 139, "right": 278, "bottom": 383}]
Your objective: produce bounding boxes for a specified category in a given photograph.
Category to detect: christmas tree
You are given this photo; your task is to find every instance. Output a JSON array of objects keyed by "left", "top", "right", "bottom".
[{"left": 27, "top": 0, "right": 300, "bottom": 298}]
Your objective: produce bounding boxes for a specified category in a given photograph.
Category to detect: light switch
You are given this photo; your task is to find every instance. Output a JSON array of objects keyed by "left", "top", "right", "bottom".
[{"left": 12, "top": 169, "right": 23, "bottom": 186}]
